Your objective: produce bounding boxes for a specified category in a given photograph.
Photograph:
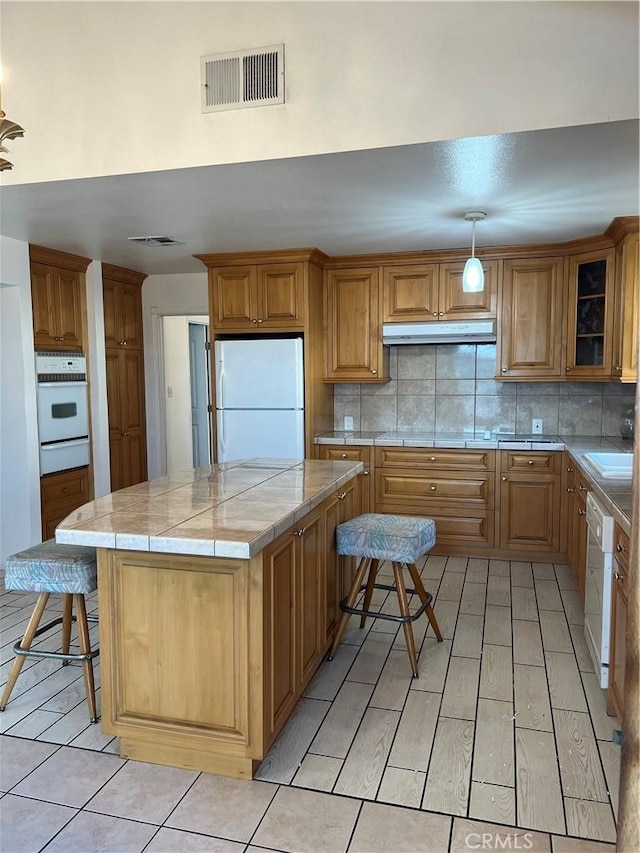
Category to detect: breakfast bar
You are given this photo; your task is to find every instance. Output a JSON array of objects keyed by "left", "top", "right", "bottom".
[{"left": 55, "top": 458, "right": 363, "bottom": 779}]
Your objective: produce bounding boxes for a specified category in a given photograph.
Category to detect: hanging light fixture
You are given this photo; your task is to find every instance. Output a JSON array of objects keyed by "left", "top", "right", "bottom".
[
  {"left": 0, "top": 66, "right": 25, "bottom": 172},
  {"left": 462, "top": 211, "right": 486, "bottom": 293}
]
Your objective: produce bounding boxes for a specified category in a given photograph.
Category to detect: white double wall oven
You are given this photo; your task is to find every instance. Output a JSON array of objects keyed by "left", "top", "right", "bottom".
[{"left": 36, "top": 352, "right": 90, "bottom": 475}]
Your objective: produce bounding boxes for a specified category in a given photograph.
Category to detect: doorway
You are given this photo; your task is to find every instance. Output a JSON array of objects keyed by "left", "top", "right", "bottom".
[{"left": 162, "top": 315, "right": 212, "bottom": 473}]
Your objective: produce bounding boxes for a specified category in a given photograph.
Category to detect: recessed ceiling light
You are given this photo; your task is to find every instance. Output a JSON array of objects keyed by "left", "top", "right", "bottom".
[{"left": 127, "top": 236, "right": 185, "bottom": 246}]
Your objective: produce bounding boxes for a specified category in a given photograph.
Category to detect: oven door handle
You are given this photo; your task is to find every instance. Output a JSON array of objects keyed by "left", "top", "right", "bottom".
[
  {"left": 40, "top": 437, "right": 90, "bottom": 450},
  {"left": 37, "top": 380, "right": 88, "bottom": 388}
]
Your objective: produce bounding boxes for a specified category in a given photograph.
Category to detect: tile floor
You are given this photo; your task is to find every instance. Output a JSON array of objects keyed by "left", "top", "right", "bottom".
[{"left": 0, "top": 556, "right": 621, "bottom": 853}]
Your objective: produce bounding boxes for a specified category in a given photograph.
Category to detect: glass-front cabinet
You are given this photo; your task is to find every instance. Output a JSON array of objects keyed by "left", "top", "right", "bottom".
[{"left": 566, "top": 248, "right": 615, "bottom": 378}]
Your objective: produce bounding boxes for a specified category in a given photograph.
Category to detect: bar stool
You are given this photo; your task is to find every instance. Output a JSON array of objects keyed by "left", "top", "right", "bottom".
[
  {"left": 0, "top": 540, "right": 100, "bottom": 722},
  {"left": 328, "top": 514, "right": 442, "bottom": 676}
]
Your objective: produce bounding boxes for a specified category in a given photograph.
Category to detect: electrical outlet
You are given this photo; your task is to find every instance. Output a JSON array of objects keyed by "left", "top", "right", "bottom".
[
  {"left": 344, "top": 416, "right": 354, "bottom": 431},
  {"left": 532, "top": 418, "right": 543, "bottom": 434}
]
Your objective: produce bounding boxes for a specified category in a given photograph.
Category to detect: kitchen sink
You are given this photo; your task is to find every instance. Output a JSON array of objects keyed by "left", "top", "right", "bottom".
[{"left": 583, "top": 452, "right": 633, "bottom": 479}]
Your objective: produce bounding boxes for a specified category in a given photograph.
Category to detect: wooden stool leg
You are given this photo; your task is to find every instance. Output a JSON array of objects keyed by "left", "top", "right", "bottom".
[
  {"left": 61, "top": 594, "right": 73, "bottom": 663},
  {"left": 360, "top": 559, "right": 379, "bottom": 628},
  {"left": 392, "top": 562, "right": 419, "bottom": 677},
  {"left": 0, "top": 592, "right": 50, "bottom": 711},
  {"left": 328, "top": 558, "right": 371, "bottom": 660},
  {"left": 407, "top": 563, "right": 443, "bottom": 642},
  {"left": 74, "top": 594, "right": 98, "bottom": 723}
]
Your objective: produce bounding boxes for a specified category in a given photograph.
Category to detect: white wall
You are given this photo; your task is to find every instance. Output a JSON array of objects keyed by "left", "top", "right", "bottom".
[
  {"left": 2, "top": 1, "right": 638, "bottom": 185},
  {"left": 142, "top": 273, "right": 208, "bottom": 478},
  {"left": 0, "top": 237, "right": 41, "bottom": 564},
  {"left": 163, "top": 316, "right": 195, "bottom": 474},
  {"left": 85, "top": 261, "right": 111, "bottom": 497}
]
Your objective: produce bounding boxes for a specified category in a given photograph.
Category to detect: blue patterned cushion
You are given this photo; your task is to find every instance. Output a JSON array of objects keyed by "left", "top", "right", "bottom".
[
  {"left": 4, "top": 540, "right": 97, "bottom": 594},
  {"left": 336, "top": 514, "right": 436, "bottom": 563}
]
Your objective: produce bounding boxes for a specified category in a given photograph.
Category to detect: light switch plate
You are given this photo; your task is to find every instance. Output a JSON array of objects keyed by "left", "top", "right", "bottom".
[{"left": 344, "top": 416, "right": 354, "bottom": 431}]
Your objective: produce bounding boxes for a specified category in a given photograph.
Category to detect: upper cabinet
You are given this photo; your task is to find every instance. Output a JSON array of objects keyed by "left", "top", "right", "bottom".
[
  {"left": 565, "top": 248, "right": 615, "bottom": 378},
  {"left": 608, "top": 218, "right": 639, "bottom": 383},
  {"left": 30, "top": 245, "right": 91, "bottom": 351},
  {"left": 103, "top": 264, "right": 144, "bottom": 350},
  {"left": 498, "top": 256, "right": 565, "bottom": 379},
  {"left": 383, "top": 260, "right": 498, "bottom": 323},
  {"left": 208, "top": 261, "right": 304, "bottom": 331},
  {"left": 324, "top": 266, "right": 389, "bottom": 382}
]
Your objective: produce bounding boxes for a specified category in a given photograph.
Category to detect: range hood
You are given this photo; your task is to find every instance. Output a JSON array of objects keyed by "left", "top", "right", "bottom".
[{"left": 382, "top": 319, "right": 496, "bottom": 345}]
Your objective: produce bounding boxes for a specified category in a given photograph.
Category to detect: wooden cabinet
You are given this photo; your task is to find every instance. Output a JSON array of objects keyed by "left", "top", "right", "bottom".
[
  {"left": 103, "top": 265, "right": 147, "bottom": 491},
  {"left": 498, "top": 451, "right": 562, "bottom": 553},
  {"left": 209, "top": 262, "right": 304, "bottom": 331},
  {"left": 382, "top": 260, "right": 498, "bottom": 322},
  {"left": 324, "top": 267, "right": 389, "bottom": 382},
  {"left": 374, "top": 447, "right": 496, "bottom": 552},
  {"left": 316, "top": 444, "right": 373, "bottom": 514},
  {"left": 565, "top": 463, "right": 588, "bottom": 599},
  {"left": 609, "top": 220, "right": 639, "bottom": 382},
  {"left": 607, "top": 525, "right": 629, "bottom": 718},
  {"left": 565, "top": 248, "right": 615, "bottom": 378},
  {"left": 40, "top": 466, "right": 90, "bottom": 540},
  {"left": 498, "top": 256, "right": 565, "bottom": 378},
  {"left": 30, "top": 246, "right": 91, "bottom": 352}
]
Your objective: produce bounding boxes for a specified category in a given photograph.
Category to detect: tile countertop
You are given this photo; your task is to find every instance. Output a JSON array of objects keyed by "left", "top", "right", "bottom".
[
  {"left": 315, "top": 431, "right": 635, "bottom": 533},
  {"left": 55, "top": 458, "right": 363, "bottom": 559}
]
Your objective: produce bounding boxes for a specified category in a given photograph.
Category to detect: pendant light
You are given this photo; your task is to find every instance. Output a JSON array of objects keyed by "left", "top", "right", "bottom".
[
  {"left": 462, "top": 211, "right": 486, "bottom": 293},
  {"left": 0, "top": 66, "right": 25, "bottom": 172}
]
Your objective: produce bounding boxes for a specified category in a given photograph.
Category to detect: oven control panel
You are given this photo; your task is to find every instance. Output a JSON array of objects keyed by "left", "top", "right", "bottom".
[{"left": 36, "top": 352, "right": 87, "bottom": 381}]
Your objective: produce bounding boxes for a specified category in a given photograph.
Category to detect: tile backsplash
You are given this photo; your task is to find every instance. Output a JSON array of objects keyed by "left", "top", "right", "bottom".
[{"left": 333, "top": 344, "right": 636, "bottom": 436}]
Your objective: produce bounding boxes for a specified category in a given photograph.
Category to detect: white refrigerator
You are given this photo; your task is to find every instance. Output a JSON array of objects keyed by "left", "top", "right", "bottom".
[{"left": 214, "top": 337, "right": 305, "bottom": 462}]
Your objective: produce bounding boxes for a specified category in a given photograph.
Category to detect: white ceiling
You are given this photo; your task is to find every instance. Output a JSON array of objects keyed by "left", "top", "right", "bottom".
[{"left": 1, "top": 119, "right": 638, "bottom": 276}]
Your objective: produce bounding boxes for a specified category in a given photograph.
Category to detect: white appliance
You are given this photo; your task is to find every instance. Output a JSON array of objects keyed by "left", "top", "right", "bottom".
[
  {"left": 214, "top": 337, "right": 305, "bottom": 462},
  {"left": 382, "top": 319, "right": 496, "bottom": 345},
  {"left": 36, "top": 352, "right": 90, "bottom": 475},
  {"left": 584, "top": 491, "right": 615, "bottom": 688}
]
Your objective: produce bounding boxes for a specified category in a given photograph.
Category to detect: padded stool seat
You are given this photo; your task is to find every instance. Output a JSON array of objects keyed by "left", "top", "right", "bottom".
[
  {"left": 328, "top": 514, "right": 442, "bottom": 676},
  {"left": 0, "top": 540, "right": 100, "bottom": 722}
]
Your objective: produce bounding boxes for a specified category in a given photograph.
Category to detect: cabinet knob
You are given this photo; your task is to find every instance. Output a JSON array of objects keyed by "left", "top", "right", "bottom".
[
  {"left": 62, "top": 487, "right": 69, "bottom": 493},
  {"left": 122, "top": 431, "right": 129, "bottom": 437},
  {"left": 258, "top": 319, "right": 263, "bottom": 324},
  {"left": 430, "top": 455, "right": 436, "bottom": 462},
  {"left": 614, "top": 365, "right": 622, "bottom": 372},
  {"left": 578, "top": 508, "right": 586, "bottom": 516},
  {"left": 616, "top": 543, "right": 624, "bottom": 552},
  {"left": 337, "top": 492, "right": 347, "bottom": 500},
  {"left": 501, "top": 476, "right": 507, "bottom": 482},
  {"left": 340, "top": 453, "right": 347, "bottom": 458},
  {"left": 429, "top": 485, "right": 436, "bottom": 491},
  {"left": 294, "top": 526, "right": 306, "bottom": 537},
  {"left": 501, "top": 367, "right": 507, "bottom": 374},
  {"left": 528, "top": 459, "right": 534, "bottom": 465},
  {"left": 251, "top": 319, "right": 258, "bottom": 324},
  {"left": 371, "top": 369, "right": 377, "bottom": 375},
  {"left": 579, "top": 486, "right": 587, "bottom": 492},
  {"left": 567, "top": 487, "right": 575, "bottom": 493},
  {"left": 567, "top": 467, "right": 574, "bottom": 473},
  {"left": 432, "top": 312, "right": 438, "bottom": 317},
  {"left": 122, "top": 341, "right": 128, "bottom": 346},
  {"left": 363, "top": 470, "right": 369, "bottom": 476},
  {"left": 614, "top": 570, "right": 625, "bottom": 582},
  {"left": 566, "top": 367, "right": 571, "bottom": 373},
  {"left": 438, "top": 311, "right": 444, "bottom": 317}
]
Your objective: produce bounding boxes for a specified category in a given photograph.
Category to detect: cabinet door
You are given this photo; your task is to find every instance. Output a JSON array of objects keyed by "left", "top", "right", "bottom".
[
  {"left": 566, "top": 249, "right": 615, "bottom": 378},
  {"left": 210, "top": 267, "right": 257, "bottom": 330},
  {"left": 106, "top": 350, "right": 147, "bottom": 491},
  {"left": 607, "top": 560, "right": 627, "bottom": 718},
  {"left": 54, "top": 269, "right": 83, "bottom": 348},
  {"left": 613, "top": 232, "right": 639, "bottom": 382},
  {"left": 31, "top": 263, "right": 57, "bottom": 348},
  {"left": 499, "top": 257, "right": 564, "bottom": 378},
  {"left": 40, "top": 466, "right": 90, "bottom": 540},
  {"left": 382, "top": 265, "right": 438, "bottom": 322},
  {"left": 103, "top": 280, "right": 121, "bottom": 350},
  {"left": 572, "top": 493, "right": 588, "bottom": 600},
  {"left": 297, "top": 510, "right": 325, "bottom": 685},
  {"left": 325, "top": 267, "right": 384, "bottom": 381},
  {"left": 263, "top": 533, "right": 298, "bottom": 739},
  {"left": 317, "top": 445, "right": 372, "bottom": 513},
  {"left": 438, "top": 260, "right": 498, "bottom": 319},
  {"left": 499, "top": 474, "right": 561, "bottom": 552},
  {"left": 257, "top": 263, "right": 304, "bottom": 329},
  {"left": 338, "top": 478, "right": 359, "bottom": 599},
  {"left": 323, "top": 493, "right": 341, "bottom": 644},
  {"left": 31, "top": 263, "right": 83, "bottom": 350}
]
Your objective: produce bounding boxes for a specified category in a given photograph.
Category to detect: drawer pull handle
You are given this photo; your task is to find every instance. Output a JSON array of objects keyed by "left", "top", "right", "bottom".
[
  {"left": 578, "top": 508, "right": 586, "bottom": 516},
  {"left": 341, "top": 453, "right": 347, "bottom": 458},
  {"left": 567, "top": 467, "right": 574, "bottom": 473},
  {"left": 616, "top": 543, "right": 625, "bottom": 552},
  {"left": 567, "top": 487, "right": 574, "bottom": 492},
  {"left": 337, "top": 492, "right": 347, "bottom": 500},
  {"left": 429, "top": 485, "right": 436, "bottom": 492},
  {"left": 294, "top": 526, "right": 307, "bottom": 537},
  {"left": 430, "top": 456, "right": 436, "bottom": 462},
  {"left": 614, "top": 570, "right": 625, "bottom": 581},
  {"left": 528, "top": 459, "right": 534, "bottom": 465},
  {"left": 579, "top": 486, "right": 587, "bottom": 492}
]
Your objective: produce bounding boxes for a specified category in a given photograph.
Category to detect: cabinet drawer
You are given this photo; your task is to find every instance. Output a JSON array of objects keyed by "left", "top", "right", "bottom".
[
  {"left": 374, "top": 503, "right": 494, "bottom": 547},
  {"left": 317, "top": 446, "right": 370, "bottom": 465},
  {"left": 503, "top": 451, "right": 561, "bottom": 474},
  {"left": 376, "top": 469, "right": 494, "bottom": 509},
  {"left": 375, "top": 447, "right": 495, "bottom": 471},
  {"left": 614, "top": 525, "right": 630, "bottom": 574},
  {"left": 41, "top": 467, "right": 90, "bottom": 509}
]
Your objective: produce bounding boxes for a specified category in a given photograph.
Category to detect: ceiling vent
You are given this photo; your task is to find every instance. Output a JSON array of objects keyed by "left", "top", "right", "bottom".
[
  {"left": 201, "top": 44, "right": 285, "bottom": 113},
  {"left": 127, "top": 236, "right": 185, "bottom": 247}
]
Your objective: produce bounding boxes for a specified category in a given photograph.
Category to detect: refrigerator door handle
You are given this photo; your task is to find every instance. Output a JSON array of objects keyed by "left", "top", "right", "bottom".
[{"left": 218, "top": 414, "right": 225, "bottom": 454}]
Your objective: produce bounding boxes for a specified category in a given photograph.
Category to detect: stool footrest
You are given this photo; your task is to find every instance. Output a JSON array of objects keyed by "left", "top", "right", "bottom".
[
  {"left": 339, "top": 583, "right": 433, "bottom": 625},
  {"left": 13, "top": 615, "right": 99, "bottom": 663}
]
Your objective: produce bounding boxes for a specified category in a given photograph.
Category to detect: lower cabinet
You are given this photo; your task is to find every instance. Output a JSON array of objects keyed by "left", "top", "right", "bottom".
[
  {"left": 316, "top": 444, "right": 373, "bottom": 513},
  {"left": 41, "top": 466, "right": 91, "bottom": 540},
  {"left": 565, "top": 463, "right": 588, "bottom": 600},
  {"left": 607, "top": 525, "right": 630, "bottom": 719},
  {"left": 497, "top": 451, "right": 562, "bottom": 553}
]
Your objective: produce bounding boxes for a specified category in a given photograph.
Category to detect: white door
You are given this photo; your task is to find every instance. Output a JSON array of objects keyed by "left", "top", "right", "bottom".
[{"left": 216, "top": 409, "right": 304, "bottom": 462}]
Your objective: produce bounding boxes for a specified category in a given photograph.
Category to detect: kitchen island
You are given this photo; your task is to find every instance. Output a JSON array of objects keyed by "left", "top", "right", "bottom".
[{"left": 56, "top": 458, "right": 363, "bottom": 778}]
